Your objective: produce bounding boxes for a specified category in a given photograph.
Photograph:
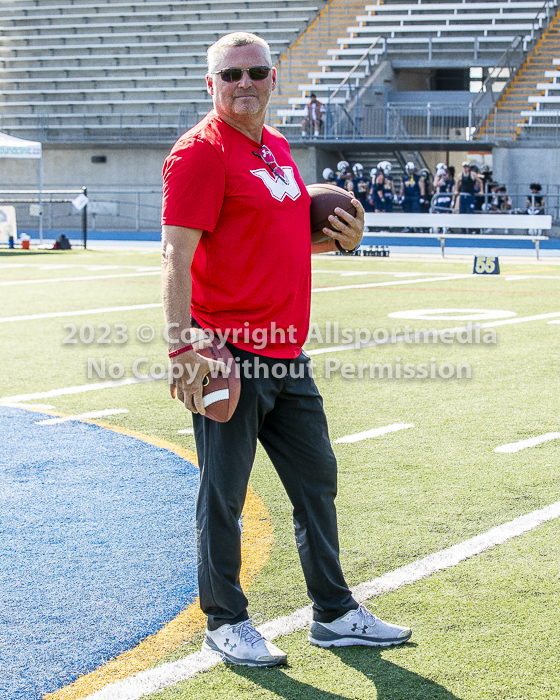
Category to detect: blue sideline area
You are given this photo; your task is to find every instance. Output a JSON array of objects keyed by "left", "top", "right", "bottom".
[
  {"left": 0, "top": 406, "right": 199, "bottom": 700},
  {"left": 15, "top": 229, "right": 560, "bottom": 256},
  {"left": 23, "top": 229, "right": 162, "bottom": 242}
]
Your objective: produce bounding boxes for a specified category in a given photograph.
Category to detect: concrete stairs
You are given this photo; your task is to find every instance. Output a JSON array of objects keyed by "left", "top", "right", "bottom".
[
  {"left": 478, "top": 7, "right": 560, "bottom": 140},
  {"left": 269, "top": 0, "right": 370, "bottom": 127}
]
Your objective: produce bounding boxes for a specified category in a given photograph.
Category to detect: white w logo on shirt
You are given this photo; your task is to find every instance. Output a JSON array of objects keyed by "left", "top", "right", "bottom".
[{"left": 250, "top": 167, "right": 301, "bottom": 202}]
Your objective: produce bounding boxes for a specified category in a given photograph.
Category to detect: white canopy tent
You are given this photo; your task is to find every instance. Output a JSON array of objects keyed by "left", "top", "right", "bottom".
[{"left": 0, "top": 132, "right": 43, "bottom": 241}]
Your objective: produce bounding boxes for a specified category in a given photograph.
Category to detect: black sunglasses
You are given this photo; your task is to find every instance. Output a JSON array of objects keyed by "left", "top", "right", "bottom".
[{"left": 212, "top": 66, "right": 272, "bottom": 83}]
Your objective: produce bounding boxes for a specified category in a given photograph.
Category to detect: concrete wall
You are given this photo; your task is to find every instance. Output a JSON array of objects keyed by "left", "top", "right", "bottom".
[
  {"left": 290, "top": 146, "right": 333, "bottom": 184},
  {"left": 2, "top": 143, "right": 333, "bottom": 189},
  {"left": 493, "top": 147, "right": 560, "bottom": 187},
  {"left": 0, "top": 145, "right": 171, "bottom": 189}
]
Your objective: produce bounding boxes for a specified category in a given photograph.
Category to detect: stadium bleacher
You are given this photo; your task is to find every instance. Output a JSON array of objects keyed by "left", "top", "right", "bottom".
[
  {"left": 475, "top": 5, "right": 560, "bottom": 140},
  {"left": 0, "top": 0, "right": 327, "bottom": 140},
  {"left": 277, "top": 0, "right": 557, "bottom": 128},
  {"left": 0, "top": 0, "right": 558, "bottom": 200}
]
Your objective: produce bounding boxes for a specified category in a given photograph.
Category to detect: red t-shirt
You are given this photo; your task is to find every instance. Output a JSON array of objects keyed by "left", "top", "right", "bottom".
[{"left": 161, "top": 111, "right": 311, "bottom": 359}]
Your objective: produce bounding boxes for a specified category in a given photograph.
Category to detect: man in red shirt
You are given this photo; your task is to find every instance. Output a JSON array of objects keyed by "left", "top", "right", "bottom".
[{"left": 161, "top": 31, "right": 411, "bottom": 667}]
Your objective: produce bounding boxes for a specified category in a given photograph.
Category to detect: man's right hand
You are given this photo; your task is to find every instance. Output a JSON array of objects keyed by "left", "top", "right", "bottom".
[{"left": 169, "top": 335, "right": 230, "bottom": 415}]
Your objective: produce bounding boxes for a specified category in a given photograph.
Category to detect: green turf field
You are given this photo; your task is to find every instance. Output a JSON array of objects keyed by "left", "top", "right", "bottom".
[{"left": 2, "top": 248, "right": 559, "bottom": 700}]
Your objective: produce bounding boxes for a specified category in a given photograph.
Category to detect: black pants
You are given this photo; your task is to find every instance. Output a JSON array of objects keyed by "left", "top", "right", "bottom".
[{"left": 192, "top": 345, "right": 357, "bottom": 631}]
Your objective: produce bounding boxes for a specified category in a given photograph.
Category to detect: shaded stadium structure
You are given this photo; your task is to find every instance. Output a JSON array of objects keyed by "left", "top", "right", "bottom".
[{"left": 0, "top": 0, "right": 559, "bottom": 232}]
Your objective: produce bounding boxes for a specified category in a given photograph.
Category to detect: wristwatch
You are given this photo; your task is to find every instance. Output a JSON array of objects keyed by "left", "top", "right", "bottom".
[{"left": 335, "top": 239, "right": 360, "bottom": 255}]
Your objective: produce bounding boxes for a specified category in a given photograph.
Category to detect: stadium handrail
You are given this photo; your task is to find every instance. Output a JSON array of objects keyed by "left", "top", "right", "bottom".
[{"left": 470, "top": 0, "right": 557, "bottom": 132}]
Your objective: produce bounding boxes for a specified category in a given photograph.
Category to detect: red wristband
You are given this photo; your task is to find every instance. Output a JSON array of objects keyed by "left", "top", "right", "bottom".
[{"left": 168, "top": 344, "right": 194, "bottom": 358}]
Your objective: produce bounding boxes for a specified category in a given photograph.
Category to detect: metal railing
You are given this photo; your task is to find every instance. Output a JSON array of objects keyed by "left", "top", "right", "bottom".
[
  {"left": 2, "top": 185, "right": 556, "bottom": 237},
  {"left": 429, "top": 188, "right": 560, "bottom": 221},
  {"left": 517, "top": 111, "right": 560, "bottom": 140},
  {"left": 315, "top": 88, "right": 490, "bottom": 141},
  {"left": 0, "top": 188, "right": 162, "bottom": 237},
  {"left": 471, "top": 0, "right": 559, "bottom": 138},
  {"left": 0, "top": 108, "right": 205, "bottom": 143}
]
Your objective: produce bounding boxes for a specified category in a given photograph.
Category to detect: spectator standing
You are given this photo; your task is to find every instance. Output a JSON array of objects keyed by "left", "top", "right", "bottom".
[
  {"left": 301, "top": 93, "right": 325, "bottom": 139},
  {"left": 455, "top": 161, "right": 478, "bottom": 214}
]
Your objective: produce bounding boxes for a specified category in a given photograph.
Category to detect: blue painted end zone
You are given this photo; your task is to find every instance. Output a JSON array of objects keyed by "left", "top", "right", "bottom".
[
  {"left": 362, "top": 235, "right": 560, "bottom": 250},
  {"left": 0, "top": 407, "right": 199, "bottom": 700}
]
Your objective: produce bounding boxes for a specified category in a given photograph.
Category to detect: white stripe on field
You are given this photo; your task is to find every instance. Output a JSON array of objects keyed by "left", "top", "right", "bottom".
[
  {"left": 35, "top": 409, "right": 129, "bottom": 425},
  {"left": 1, "top": 403, "right": 55, "bottom": 409},
  {"left": 0, "top": 271, "right": 160, "bottom": 287},
  {"left": 0, "top": 375, "right": 165, "bottom": 404},
  {"left": 311, "top": 274, "right": 471, "bottom": 294},
  {"left": 0, "top": 303, "right": 162, "bottom": 324},
  {"left": 494, "top": 432, "right": 560, "bottom": 453},
  {"left": 311, "top": 271, "right": 451, "bottom": 277},
  {"left": 306, "top": 310, "right": 560, "bottom": 356},
  {"left": 82, "top": 497, "right": 560, "bottom": 700},
  {"left": 504, "top": 275, "right": 560, "bottom": 281},
  {"left": 0, "top": 263, "right": 159, "bottom": 271},
  {"left": 177, "top": 428, "right": 194, "bottom": 435},
  {"left": 335, "top": 423, "right": 414, "bottom": 444},
  {"left": 548, "top": 320, "right": 560, "bottom": 325}
]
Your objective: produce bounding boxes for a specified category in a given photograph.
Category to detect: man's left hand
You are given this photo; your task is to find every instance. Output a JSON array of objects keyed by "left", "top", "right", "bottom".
[{"left": 323, "top": 195, "right": 364, "bottom": 251}]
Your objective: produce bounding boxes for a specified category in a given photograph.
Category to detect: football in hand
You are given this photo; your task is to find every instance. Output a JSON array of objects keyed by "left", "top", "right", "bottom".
[
  {"left": 307, "top": 183, "right": 357, "bottom": 244},
  {"left": 196, "top": 339, "right": 240, "bottom": 422}
]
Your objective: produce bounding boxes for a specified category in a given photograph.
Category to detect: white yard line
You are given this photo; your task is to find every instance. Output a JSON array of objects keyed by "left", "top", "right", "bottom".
[
  {"left": 0, "top": 375, "right": 164, "bottom": 404},
  {"left": 0, "top": 303, "right": 162, "bottom": 324},
  {"left": 35, "top": 409, "right": 129, "bottom": 425},
  {"left": 495, "top": 432, "right": 560, "bottom": 453},
  {"left": 335, "top": 424, "right": 414, "bottom": 444},
  {"left": 504, "top": 275, "right": 560, "bottom": 281},
  {"left": 312, "top": 271, "right": 438, "bottom": 277},
  {"left": 548, "top": 320, "right": 560, "bottom": 325},
  {"left": 0, "top": 264, "right": 159, "bottom": 270},
  {"left": 82, "top": 497, "right": 560, "bottom": 700},
  {"left": 1, "top": 403, "right": 55, "bottom": 409},
  {"left": 311, "top": 274, "right": 472, "bottom": 294},
  {"left": 0, "top": 271, "right": 160, "bottom": 287},
  {"left": 178, "top": 428, "right": 195, "bottom": 435},
  {"left": 306, "top": 310, "right": 560, "bottom": 356}
]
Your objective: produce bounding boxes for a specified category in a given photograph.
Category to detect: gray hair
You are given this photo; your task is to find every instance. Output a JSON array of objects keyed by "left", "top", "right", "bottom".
[{"left": 207, "top": 32, "right": 272, "bottom": 73}]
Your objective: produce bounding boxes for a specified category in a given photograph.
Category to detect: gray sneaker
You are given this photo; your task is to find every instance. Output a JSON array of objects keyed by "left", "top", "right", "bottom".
[
  {"left": 309, "top": 604, "right": 412, "bottom": 648},
  {"left": 202, "top": 616, "right": 287, "bottom": 667}
]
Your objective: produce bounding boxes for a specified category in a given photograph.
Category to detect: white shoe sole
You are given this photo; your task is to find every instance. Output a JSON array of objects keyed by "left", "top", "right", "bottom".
[
  {"left": 202, "top": 640, "right": 287, "bottom": 667},
  {"left": 309, "top": 634, "right": 410, "bottom": 648}
]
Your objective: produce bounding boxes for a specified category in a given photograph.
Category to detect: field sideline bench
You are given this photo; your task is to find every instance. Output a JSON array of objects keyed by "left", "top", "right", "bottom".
[{"left": 363, "top": 213, "right": 552, "bottom": 258}]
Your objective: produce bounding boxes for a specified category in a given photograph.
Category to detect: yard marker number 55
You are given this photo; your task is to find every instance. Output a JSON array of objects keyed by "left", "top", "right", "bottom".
[{"left": 473, "top": 256, "right": 500, "bottom": 275}]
